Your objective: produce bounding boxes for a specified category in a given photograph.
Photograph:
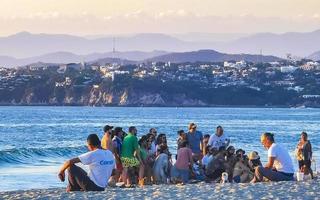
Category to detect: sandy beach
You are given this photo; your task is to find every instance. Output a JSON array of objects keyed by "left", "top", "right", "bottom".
[{"left": 1, "top": 179, "right": 319, "bottom": 200}]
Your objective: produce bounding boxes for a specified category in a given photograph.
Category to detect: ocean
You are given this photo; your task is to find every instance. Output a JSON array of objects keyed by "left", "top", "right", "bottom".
[{"left": 0, "top": 106, "right": 319, "bottom": 191}]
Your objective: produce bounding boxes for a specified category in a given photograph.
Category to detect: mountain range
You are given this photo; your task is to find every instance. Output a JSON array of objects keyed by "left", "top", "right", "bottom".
[
  {"left": 0, "top": 30, "right": 320, "bottom": 67},
  {"left": 0, "top": 51, "right": 168, "bottom": 67},
  {"left": 147, "top": 49, "right": 281, "bottom": 63}
]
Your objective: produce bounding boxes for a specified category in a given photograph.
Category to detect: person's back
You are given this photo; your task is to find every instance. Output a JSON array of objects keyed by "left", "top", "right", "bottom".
[
  {"left": 121, "top": 133, "right": 138, "bottom": 158},
  {"left": 79, "top": 149, "right": 115, "bottom": 188},
  {"left": 153, "top": 153, "right": 169, "bottom": 184},
  {"left": 269, "top": 143, "right": 294, "bottom": 174},
  {"left": 58, "top": 134, "right": 115, "bottom": 192},
  {"left": 205, "top": 151, "right": 225, "bottom": 180},
  {"left": 176, "top": 147, "right": 193, "bottom": 170},
  {"left": 233, "top": 159, "right": 253, "bottom": 183}
]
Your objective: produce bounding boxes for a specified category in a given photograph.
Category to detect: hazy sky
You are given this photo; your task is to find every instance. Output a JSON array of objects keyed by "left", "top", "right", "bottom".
[{"left": 1, "top": 0, "right": 320, "bottom": 36}]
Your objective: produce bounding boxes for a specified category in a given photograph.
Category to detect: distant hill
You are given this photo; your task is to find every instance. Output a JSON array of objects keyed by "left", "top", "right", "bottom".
[
  {"left": 308, "top": 50, "right": 320, "bottom": 61},
  {"left": 1, "top": 30, "right": 320, "bottom": 60},
  {"left": 216, "top": 30, "right": 320, "bottom": 58},
  {"left": 0, "top": 50, "right": 167, "bottom": 67},
  {"left": 0, "top": 32, "right": 187, "bottom": 58},
  {"left": 147, "top": 49, "right": 282, "bottom": 63}
]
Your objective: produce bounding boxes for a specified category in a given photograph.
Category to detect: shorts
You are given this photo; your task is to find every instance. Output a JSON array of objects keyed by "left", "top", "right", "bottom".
[{"left": 121, "top": 157, "right": 140, "bottom": 168}]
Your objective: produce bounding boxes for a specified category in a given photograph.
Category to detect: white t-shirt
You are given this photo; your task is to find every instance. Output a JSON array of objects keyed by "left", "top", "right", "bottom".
[
  {"left": 268, "top": 143, "right": 294, "bottom": 174},
  {"left": 208, "top": 134, "right": 229, "bottom": 149},
  {"left": 78, "top": 149, "right": 115, "bottom": 188}
]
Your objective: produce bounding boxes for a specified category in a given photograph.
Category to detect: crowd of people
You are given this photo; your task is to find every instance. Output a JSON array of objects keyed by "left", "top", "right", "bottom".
[{"left": 58, "top": 123, "right": 314, "bottom": 191}]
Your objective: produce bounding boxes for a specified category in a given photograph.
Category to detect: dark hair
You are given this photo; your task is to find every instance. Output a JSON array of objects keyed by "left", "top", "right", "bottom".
[
  {"left": 263, "top": 132, "right": 275, "bottom": 142},
  {"left": 219, "top": 146, "right": 226, "bottom": 151},
  {"left": 87, "top": 134, "right": 100, "bottom": 147},
  {"left": 217, "top": 125, "right": 223, "bottom": 129},
  {"left": 204, "top": 134, "right": 210, "bottom": 139},
  {"left": 129, "top": 126, "right": 136, "bottom": 133},
  {"left": 181, "top": 140, "right": 189, "bottom": 148},
  {"left": 156, "top": 133, "right": 166, "bottom": 145},
  {"left": 139, "top": 135, "right": 148, "bottom": 146},
  {"left": 149, "top": 128, "right": 157, "bottom": 133},
  {"left": 177, "top": 130, "right": 185, "bottom": 136},
  {"left": 146, "top": 133, "right": 154, "bottom": 140},
  {"left": 301, "top": 131, "right": 308, "bottom": 138}
]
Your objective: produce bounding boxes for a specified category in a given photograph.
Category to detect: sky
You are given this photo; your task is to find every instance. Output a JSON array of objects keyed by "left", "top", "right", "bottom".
[{"left": 1, "top": 0, "right": 320, "bottom": 36}]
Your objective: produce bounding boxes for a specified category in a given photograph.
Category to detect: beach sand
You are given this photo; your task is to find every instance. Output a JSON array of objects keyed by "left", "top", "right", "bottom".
[{"left": 1, "top": 179, "right": 319, "bottom": 200}]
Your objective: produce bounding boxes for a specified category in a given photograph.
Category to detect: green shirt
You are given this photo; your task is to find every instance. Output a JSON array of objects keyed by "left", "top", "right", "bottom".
[{"left": 121, "top": 133, "right": 139, "bottom": 158}]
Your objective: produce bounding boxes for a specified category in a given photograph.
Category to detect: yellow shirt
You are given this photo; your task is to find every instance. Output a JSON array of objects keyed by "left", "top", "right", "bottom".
[{"left": 101, "top": 134, "right": 113, "bottom": 152}]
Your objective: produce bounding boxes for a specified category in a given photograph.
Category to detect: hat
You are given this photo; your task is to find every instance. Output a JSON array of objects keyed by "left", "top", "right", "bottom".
[
  {"left": 236, "top": 149, "right": 245, "bottom": 155},
  {"left": 103, "top": 125, "right": 113, "bottom": 132},
  {"left": 248, "top": 151, "right": 260, "bottom": 160}
]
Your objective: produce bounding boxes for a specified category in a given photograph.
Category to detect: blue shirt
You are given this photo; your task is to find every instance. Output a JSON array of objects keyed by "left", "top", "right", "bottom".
[{"left": 187, "top": 131, "right": 203, "bottom": 154}]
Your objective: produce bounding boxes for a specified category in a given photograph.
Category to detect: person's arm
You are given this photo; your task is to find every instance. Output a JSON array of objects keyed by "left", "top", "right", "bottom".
[
  {"left": 134, "top": 139, "right": 143, "bottom": 165},
  {"left": 264, "top": 157, "right": 275, "bottom": 169},
  {"left": 189, "top": 149, "right": 194, "bottom": 168},
  {"left": 200, "top": 132, "right": 204, "bottom": 153},
  {"left": 58, "top": 157, "right": 81, "bottom": 182}
]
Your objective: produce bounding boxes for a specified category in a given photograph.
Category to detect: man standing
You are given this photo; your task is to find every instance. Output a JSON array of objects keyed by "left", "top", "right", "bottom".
[
  {"left": 251, "top": 132, "right": 294, "bottom": 183},
  {"left": 58, "top": 134, "right": 115, "bottom": 191},
  {"left": 186, "top": 123, "right": 203, "bottom": 162},
  {"left": 149, "top": 128, "right": 157, "bottom": 154},
  {"left": 208, "top": 126, "right": 230, "bottom": 149},
  {"left": 101, "top": 125, "right": 114, "bottom": 152},
  {"left": 121, "top": 126, "right": 143, "bottom": 187}
]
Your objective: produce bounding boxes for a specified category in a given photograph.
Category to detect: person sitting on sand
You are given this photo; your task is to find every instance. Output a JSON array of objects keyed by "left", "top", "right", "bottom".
[
  {"left": 251, "top": 132, "right": 294, "bottom": 183},
  {"left": 224, "top": 146, "right": 237, "bottom": 182},
  {"left": 101, "top": 125, "right": 114, "bottom": 152},
  {"left": 153, "top": 144, "right": 170, "bottom": 184},
  {"left": 121, "top": 126, "right": 143, "bottom": 187},
  {"left": 296, "top": 132, "right": 314, "bottom": 179},
  {"left": 201, "top": 145, "right": 214, "bottom": 170},
  {"left": 208, "top": 126, "right": 230, "bottom": 150},
  {"left": 205, "top": 147, "right": 226, "bottom": 182},
  {"left": 171, "top": 140, "right": 193, "bottom": 184},
  {"left": 58, "top": 134, "right": 115, "bottom": 192},
  {"left": 186, "top": 123, "right": 203, "bottom": 163},
  {"left": 233, "top": 149, "right": 254, "bottom": 183},
  {"left": 248, "top": 151, "right": 262, "bottom": 172}
]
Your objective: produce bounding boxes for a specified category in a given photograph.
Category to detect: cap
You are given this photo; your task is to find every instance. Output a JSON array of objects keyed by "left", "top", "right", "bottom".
[{"left": 103, "top": 125, "right": 113, "bottom": 132}]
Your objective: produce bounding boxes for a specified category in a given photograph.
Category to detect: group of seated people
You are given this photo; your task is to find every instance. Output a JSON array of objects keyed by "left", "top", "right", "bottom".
[{"left": 58, "top": 123, "right": 314, "bottom": 191}]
